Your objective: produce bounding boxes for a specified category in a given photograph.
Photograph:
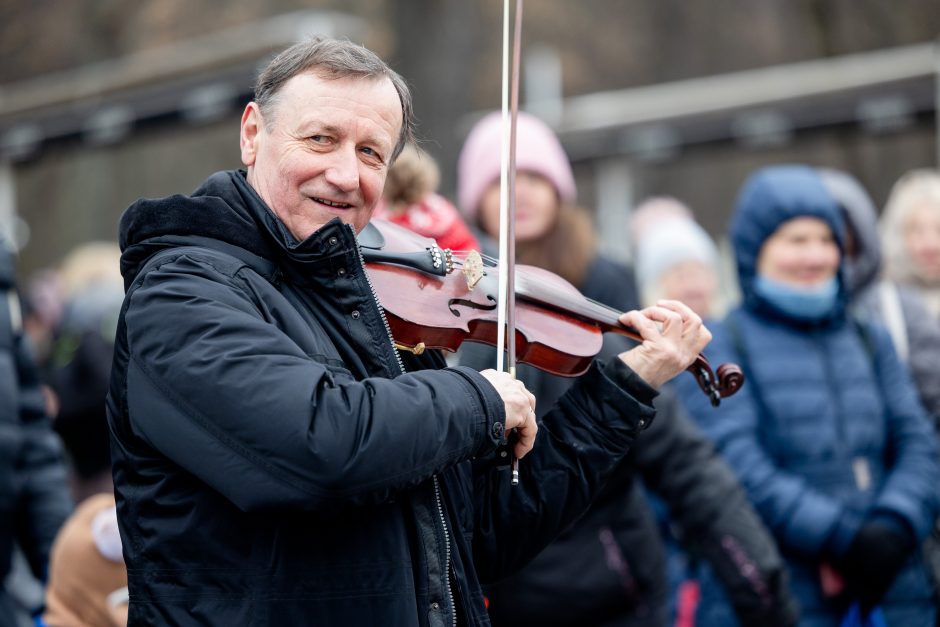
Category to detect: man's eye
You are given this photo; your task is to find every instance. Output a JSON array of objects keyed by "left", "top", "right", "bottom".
[
  {"left": 310, "top": 135, "right": 327, "bottom": 143},
  {"left": 360, "top": 146, "right": 376, "bottom": 156}
]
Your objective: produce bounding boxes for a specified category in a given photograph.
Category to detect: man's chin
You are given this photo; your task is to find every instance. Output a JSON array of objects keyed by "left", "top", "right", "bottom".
[{"left": 346, "top": 210, "right": 375, "bottom": 234}]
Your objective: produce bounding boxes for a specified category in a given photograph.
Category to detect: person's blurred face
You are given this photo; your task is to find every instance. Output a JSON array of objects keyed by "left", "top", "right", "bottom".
[
  {"left": 757, "top": 217, "right": 840, "bottom": 287},
  {"left": 478, "top": 171, "right": 560, "bottom": 242},
  {"left": 903, "top": 202, "right": 940, "bottom": 282},
  {"left": 657, "top": 260, "right": 718, "bottom": 318},
  {"left": 240, "top": 71, "right": 402, "bottom": 238}
]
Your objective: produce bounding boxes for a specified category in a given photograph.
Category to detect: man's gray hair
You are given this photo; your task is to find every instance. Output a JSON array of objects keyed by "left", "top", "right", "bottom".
[{"left": 254, "top": 37, "right": 415, "bottom": 160}]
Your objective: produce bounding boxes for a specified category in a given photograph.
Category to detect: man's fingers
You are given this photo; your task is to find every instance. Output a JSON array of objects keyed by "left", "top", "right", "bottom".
[
  {"left": 640, "top": 305, "right": 684, "bottom": 326},
  {"left": 620, "top": 310, "right": 662, "bottom": 341},
  {"left": 525, "top": 388, "right": 536, "bottom": 414},
  {"left": 513, "top": 408, "right": 538, "bottom": 459},
  {"left": 657, "top": 301, "right": 711, "bottom": 350},
  {"left": 616, "top": 298, "right": 714, "bottom": 389},
  {"left": 655, "top": 299, "right": 701, "bottom": 324},
  {"left": 479, "top": 369, "right": 538, "bottom": 435},
  {"left": 625, "top": 308, "right": 681, "bottom": 344}
]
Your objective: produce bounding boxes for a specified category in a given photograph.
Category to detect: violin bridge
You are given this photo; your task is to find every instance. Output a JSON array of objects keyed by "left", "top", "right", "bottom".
[
  {"left": 462, "top": 250, "right": 484, "bottom": 290},
  {"left": 394, "top": 341, "right": 426, "bottom": 356}
]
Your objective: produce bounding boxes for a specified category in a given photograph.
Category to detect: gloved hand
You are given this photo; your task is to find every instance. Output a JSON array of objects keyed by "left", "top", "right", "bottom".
[{"left": 835, "top": 512, "right": 915, "bottom": 614}]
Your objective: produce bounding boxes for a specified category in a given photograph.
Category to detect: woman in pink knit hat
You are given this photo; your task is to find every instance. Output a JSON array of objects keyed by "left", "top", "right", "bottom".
[
  {"left": 456, "top": 111, "right": 632, "bottom": 307},
  {"left": 456, "top": 112, "right": 796, "bottom": 627}
]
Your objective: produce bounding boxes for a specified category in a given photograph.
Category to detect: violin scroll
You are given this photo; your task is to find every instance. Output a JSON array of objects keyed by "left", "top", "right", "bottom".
[
  {"left": 692, "top": 359, "right": 745, "bottom": 407},
  {"left": 716, "top": 363, "right": 745, "bottom": 399}
]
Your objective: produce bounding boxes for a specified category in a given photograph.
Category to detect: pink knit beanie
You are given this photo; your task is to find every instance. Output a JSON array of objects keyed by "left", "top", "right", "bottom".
[{"left": 456, "top": 111, "right": 577, "bottom": 222}]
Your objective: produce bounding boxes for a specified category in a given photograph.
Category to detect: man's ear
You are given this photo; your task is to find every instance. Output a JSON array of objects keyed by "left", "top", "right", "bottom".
[{"left": 240, "top": 103, "right": 263, "bottom": 167}]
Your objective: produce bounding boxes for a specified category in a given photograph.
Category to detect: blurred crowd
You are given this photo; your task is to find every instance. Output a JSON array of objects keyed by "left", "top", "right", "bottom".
[{"left": 2, "top": 107, "right": 940, "bottom": 627}]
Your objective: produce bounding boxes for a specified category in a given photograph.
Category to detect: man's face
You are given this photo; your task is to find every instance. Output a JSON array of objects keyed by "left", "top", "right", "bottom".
[{"left": 240, "top": 70, "right": 403, "bottom": 239}]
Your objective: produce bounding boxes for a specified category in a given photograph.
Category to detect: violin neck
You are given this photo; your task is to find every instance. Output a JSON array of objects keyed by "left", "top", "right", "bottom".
[
  {"left": 579, "top": 301, "right": 643, "bottom": 342},
  {"left": 515, "top": 276, "right": 640, "bottom": 341}
]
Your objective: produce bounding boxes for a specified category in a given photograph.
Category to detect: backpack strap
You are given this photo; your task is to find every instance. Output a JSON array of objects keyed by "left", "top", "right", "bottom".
[
  {"left": 849, "top": 313, "right": 877, "bottom": 366},
  {"left": 877, "top": 281, "right": 909, "bottom": 363},
  {"left": 724, "top": 310, "right": 776, "bottom": 458}
]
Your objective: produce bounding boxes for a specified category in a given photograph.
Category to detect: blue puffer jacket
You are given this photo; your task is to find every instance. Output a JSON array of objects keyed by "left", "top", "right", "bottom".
[{"left": 676, "top": 166, "right": 940, "bottom": 627}]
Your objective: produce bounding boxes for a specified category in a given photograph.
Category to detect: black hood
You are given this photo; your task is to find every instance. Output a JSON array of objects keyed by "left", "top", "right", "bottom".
[{"left": 118, "top": 170, "right": 353, "bottom": 290}]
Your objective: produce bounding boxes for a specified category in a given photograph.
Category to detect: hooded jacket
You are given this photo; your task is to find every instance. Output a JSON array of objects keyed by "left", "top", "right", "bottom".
[
  {"left": 817, "top": 168, "right": 940, "bottom": 427},
  {"left": 676, "top": 166, "right": 940, "bottom": 627},
  {"left": 106, "top": 170, "right": 655, "bottom": 626},
  {"left": 460, "top": 254, "right": 796, "bottom": 627}
]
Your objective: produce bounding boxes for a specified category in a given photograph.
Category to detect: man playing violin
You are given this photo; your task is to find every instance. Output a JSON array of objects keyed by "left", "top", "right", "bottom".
[{"left": 107, "top": 37, "right": 710, "bottom": 626}]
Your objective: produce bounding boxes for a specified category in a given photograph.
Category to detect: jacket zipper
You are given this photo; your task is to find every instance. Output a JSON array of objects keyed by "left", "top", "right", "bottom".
[
  {"left": 351, "top": 225, "right": 406, "bottom": 375},
  {"left": 434, "top": 475, "right": 458, "bottom": 627},
  {"left": 352, "top": 226, "right": 456, "bottom": 626}
]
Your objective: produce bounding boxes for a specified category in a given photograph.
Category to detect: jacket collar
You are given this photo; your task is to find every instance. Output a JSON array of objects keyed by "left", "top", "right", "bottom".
[{"left": 119, "top": 170, "right": 360, "bottom": 286}]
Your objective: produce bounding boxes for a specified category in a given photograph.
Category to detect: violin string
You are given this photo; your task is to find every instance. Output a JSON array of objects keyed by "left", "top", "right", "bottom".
[
  {"left": 446, "top": 250, "right": 623, "bottom": 323},
  {"left": 514, "top": 273, "right": 622, "bottom": 323},
  {"left": 443, "top": 248, "right": 719, "bottom": 389},
  {"left": 451, "top": 250, "right": 620, "bottom": 324},
  {"left": 449, "top": 250, "right": 501, "bottom": 268}
]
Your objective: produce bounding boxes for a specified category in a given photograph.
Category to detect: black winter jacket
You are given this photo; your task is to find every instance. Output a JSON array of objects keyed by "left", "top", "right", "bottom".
[
  {"left": 0, "top": 245, "right": 71, "bottom": 627},
  {"left": 107, "top": 170, "right": 656, "bottom": 626}
]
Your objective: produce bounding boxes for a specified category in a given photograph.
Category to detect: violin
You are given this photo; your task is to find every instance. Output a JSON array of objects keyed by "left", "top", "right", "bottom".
[{"left": 358, "top": 218, "right": 743, "bottom": 406}]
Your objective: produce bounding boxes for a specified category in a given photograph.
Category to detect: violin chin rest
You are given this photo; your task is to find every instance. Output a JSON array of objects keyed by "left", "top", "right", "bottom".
[{"left": 357, "top": 221, "right": 386, "bottom": 249}]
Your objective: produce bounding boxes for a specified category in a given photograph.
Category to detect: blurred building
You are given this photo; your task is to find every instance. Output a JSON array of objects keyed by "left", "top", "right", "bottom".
[
  {"left": 0, "top": 1, "right": 937, "bottom": 272},
  {"left": 551, "top": 42, "right": 939, "bottom": 263},
  {"left": 0, "top": 9, "right": 372, "bottom": 271}
]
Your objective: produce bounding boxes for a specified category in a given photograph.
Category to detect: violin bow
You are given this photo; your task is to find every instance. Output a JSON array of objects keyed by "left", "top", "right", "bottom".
[{"left": 496, "top": 0, "right": 524, "bottom": 486}]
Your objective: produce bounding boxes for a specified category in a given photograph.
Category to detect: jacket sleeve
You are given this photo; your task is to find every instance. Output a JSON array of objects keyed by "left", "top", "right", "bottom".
[
  {"left": 866, "top": 322, "right": 940, "bottom": 539},
  {"left": 122, "top": 253, "right": 506, "bottom": 512},
  {"left": 636, "top": 390, "right": 798, "bottom": 626},
  {"left": 13, "top": 325, "right": 72, "bottom": 580},
  {"left": 676, "top": 327, "right": 860, "bottom": 558},
  {"left": 470, "top": 357, "right": 656, "bottom": 582},
  {"left": 897, "top": 286, "right": 940, "bottom": 428}
]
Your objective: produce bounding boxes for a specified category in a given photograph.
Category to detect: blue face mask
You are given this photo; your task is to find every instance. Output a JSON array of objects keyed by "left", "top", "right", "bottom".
[{"left": 753, "top": 274, "right": 839, "bottom": 321}]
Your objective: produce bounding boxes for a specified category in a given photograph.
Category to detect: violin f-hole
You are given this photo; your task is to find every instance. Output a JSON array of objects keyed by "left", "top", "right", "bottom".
[{"left": 448, "top": 295, "right": 498, "bottom": 317}]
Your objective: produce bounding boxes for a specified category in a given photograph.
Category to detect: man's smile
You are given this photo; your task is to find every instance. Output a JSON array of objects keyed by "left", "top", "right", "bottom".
[{"left": 312, "top": 196, "right": 353, "bottom": 209}]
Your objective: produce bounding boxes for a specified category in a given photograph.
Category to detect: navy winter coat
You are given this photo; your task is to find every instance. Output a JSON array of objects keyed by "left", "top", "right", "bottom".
[
  {"left": 107, "top": 170, "right": 656, "bottom": 626},
  {"left": 676, "top": 166, "right": 940, "bottom": 626},
  {"left": 460, "top": 247, "right": 796, "bottom": 626}
]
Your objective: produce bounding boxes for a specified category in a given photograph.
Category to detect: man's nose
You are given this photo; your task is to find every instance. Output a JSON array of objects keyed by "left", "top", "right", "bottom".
[{"left": 324, "top": 146, "right": 359, "bottom": 192}]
